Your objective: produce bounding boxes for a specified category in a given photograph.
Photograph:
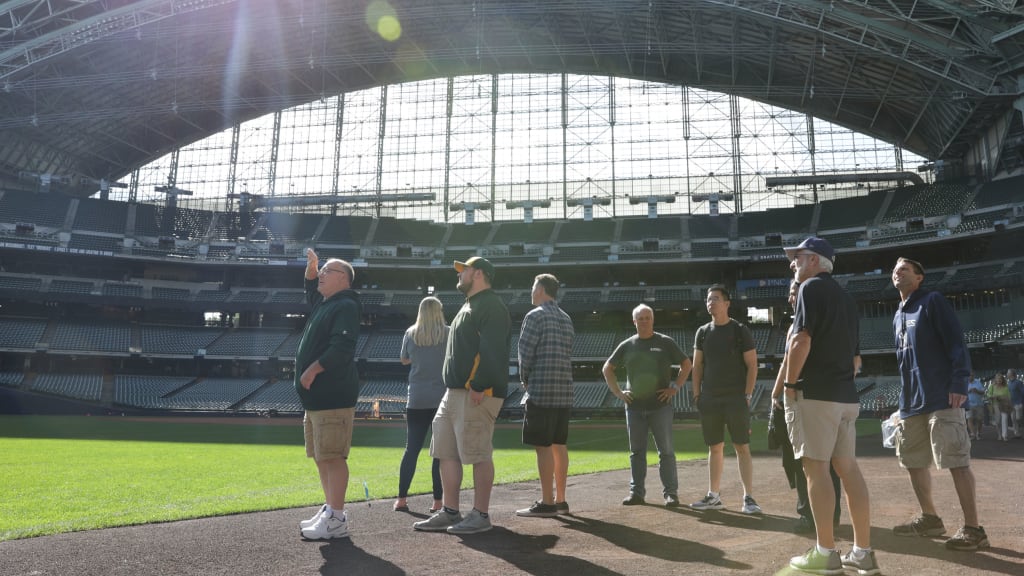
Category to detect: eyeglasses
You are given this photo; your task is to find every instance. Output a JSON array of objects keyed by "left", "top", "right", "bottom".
[
  {"left": 792, "top": 252, "right": 817, "bottom": 260},
  {"left": 319, "top": 267, "right": 345, "bottom": 275}
]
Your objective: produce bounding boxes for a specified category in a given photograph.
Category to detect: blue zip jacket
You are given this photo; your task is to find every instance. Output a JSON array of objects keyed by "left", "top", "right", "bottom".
[{"left": 894, "top": 289, "right": 971, "bottom": 418}]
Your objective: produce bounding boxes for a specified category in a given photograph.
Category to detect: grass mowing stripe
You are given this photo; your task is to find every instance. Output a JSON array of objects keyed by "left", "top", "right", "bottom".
[{"left": 0, "top": 415, "right": 878, "bottom": 540}]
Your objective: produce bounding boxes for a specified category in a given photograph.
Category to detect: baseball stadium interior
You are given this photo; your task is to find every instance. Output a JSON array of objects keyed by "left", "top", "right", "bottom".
[{"left": 1, "top": 1, "right": 1024, "bottom": 419}]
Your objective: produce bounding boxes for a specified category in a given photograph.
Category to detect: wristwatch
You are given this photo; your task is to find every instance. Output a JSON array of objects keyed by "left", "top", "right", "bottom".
[
  {"left": 783, "top": 382, "right": 798, "bottom": 389},
  {"left": 745, "top": 394, "right": 753, "bottom": 401}
]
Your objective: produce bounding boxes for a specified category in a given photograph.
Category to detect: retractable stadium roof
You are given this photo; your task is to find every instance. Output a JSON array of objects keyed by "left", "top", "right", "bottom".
[{"left": 2, "top": 0, "right": 1024, "bottom": 195}]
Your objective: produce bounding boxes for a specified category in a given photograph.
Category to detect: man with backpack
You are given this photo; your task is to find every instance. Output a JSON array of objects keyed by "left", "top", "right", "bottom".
[{"left": 690, "top": 284, "right": 762, "bottom": 514}]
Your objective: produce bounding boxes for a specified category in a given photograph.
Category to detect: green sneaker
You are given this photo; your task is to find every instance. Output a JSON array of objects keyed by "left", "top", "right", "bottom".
[{"left": 789, "top": 547, "right": 843, "bottom": 575}]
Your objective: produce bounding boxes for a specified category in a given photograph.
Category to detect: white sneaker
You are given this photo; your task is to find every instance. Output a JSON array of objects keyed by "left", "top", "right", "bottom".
[
  {"left": 446, "top": 509, "right": 492, "bottom": 534},
  {"left": 741, "top": 495, "right": 763, "bottom": 515},
  {"left": 300, "top": 510, "right": 349, "bottom": 540},
  {"left": 300, "top": 504, "right": 327, "bottom": 530}
]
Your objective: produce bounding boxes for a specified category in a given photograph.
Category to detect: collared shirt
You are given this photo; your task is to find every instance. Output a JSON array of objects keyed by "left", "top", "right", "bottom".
[{"left": 518, "top": 300, "right": 574, "bottom": 407}]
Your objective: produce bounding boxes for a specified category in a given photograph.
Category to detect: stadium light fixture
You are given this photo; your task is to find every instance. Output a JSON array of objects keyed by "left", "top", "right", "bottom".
[
  {"left": 506, "top": 199, "right": 551, "bottom": 223},
  {"left": 565, "top": 196, "right": 611, "bottom": 221},
  {"left": 629, "top": 194, "right": 678, "bottom": 218},
  {"left": 449, "top": 201, "right": 492, "bottom": 225}
]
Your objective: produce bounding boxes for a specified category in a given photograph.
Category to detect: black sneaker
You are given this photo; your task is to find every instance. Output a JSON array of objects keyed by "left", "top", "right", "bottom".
[
  {"left": 893, "top": 513, "right": 945, "bottom": 537},
  {"left": 664, "top": 494, "right": 680, "bottom": 508},
  {"left": 622, "top": 493, "right": 645, "bottom": 506},
  {"left": 555, "top": 501, "right": 570, "bottom": 515},
  {"left": 945, "top": 525, "right": 990, "bottom": 551},
  {"left": 516, "top": 501, "right": 559, "bottom": 518},
  {"left": 794, "top": 516, "right": 815, "bottom": 534}
]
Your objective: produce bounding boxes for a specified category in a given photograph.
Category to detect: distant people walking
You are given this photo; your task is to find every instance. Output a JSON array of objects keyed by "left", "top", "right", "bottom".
[
  {"left": 782, "top": 237, "right": 878, "bottom": 575},
  {"left": 413, "top": 257, "right": 510, "bottom": 535},
  {"left": 966, "top": 373, "right": 986, "bottom": 441},
  {"left": 515, "top": 273, "right": 575, "bottom": 518},
  {"left": 986, "top": 373, "right": 1011, "bottom": 442},
  {"left": 690, "top": 285, "right": 761, "bottom": 515},
  {"left": 771, "top": 279, "right": 843, "bottom": 534},
  {"left": 892, "top": 256, "right": 988, "bottom": 551},
  {"left": 395, "top": 296, "right": 449, "bottom": 514},
  {"left": 295, "top": 249, "right": 362, "bottom": 540},
  {"left": 1008, "top": 369, "right": 1023, "bottom": 439},
  {"left": 603, "top": 304, "right": 692, "bottom": 507}
]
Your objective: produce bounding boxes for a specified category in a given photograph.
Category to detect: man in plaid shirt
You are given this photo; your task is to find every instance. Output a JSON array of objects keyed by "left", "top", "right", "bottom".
[{"left": 515, "top": 273, "right": 575, "bottom": 518}]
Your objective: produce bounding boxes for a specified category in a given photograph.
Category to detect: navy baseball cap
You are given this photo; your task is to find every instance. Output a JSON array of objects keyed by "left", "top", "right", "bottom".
[{"left": 784, "top": 236, "right": 835, "bottom": 263}]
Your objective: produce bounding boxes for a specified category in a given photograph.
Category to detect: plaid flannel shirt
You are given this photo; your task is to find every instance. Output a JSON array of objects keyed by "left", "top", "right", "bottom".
[{"left": 518, "top": 300, "right": 575, "bottom": 407}]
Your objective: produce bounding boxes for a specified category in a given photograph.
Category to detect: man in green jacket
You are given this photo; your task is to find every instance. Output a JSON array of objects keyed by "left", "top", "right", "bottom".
[
  {"left": 295, "top": 248, "right": 362, "bottom": 540},
  {"left": 414, "top": 256, "right": 510, "bottom": 535}
]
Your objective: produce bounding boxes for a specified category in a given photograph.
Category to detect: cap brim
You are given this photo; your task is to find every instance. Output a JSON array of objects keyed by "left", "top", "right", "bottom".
[
  {"left": 783, "top": 246, "right": 800, "bottom": 260},
  {"left": 453, "top": 260, "right": 467, "bottom": 272}
]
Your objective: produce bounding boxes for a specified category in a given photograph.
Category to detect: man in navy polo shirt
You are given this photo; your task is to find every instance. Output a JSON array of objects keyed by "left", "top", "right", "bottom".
[{"left": 782, "top": 237, "right": 878, "bottom": 575}]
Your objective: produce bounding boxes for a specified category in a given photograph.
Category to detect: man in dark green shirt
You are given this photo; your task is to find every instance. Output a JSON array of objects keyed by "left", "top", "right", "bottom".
[
  {"left": 414, "top": 256, "right": 510, "bottom": 535},
  {"left": 295, "top": 248, "right": 361, "bottom": 541}
]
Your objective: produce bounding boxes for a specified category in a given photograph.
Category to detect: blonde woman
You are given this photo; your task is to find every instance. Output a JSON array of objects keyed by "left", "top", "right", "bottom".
[{"left": 394, "top": 297, "right": 449, "bottom": 513}]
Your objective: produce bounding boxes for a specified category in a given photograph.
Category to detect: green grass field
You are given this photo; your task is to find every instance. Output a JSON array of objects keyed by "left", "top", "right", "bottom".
[{"left": 0, "top": 415, "right": 875, "bottom": 541}]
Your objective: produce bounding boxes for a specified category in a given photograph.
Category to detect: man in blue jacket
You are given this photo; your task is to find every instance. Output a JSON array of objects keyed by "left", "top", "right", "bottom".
[{"left": 891, "top": 257, "right": 988, "bottom": 551}]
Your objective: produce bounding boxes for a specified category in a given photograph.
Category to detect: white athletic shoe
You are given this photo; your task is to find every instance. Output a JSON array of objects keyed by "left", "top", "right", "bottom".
[
  {"left": 300, "top": 509, "right": 349, "bottom": 540},
  {"left": 300, "top": 504, "right": 327, "bottom": 530}
]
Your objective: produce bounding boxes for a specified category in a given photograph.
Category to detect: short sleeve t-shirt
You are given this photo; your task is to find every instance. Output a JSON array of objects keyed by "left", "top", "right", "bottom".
[
  {"left": 791, "top": 272, "right": 859, "bottom": 403},
  {"left": 694, "top": 319, "right": 755, "bottom": 398},
  {"left": 608, "top": 332, "right": 688, "bottom": 410}
]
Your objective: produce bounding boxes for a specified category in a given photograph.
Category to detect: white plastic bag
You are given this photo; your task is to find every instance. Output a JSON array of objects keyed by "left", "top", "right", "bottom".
[{"left": 881, "top": 411, "right": 900, "bottom": 449}]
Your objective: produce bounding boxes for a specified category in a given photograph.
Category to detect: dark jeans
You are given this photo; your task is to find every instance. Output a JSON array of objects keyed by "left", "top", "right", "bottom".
[{"left": 398, "top": 407, "right": 442, "bottom": 500}]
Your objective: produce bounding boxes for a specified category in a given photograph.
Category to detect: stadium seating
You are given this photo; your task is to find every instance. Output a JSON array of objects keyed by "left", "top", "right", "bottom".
[
  {"left": 0, "top": 371, "right": 25, "bottom": 387},
  {"left": 158, "top": 377, "right": 267, "bottom": 411},
  {"left": 363, "top": 332, "right": 405, "bottom": 360},
  {"left": 970, "top": 175, "right": 1024, "bottom": 209},
  {"left": 51, "top": 321, "right": 131, "bottom": 354},
  {"left": 492, "top": 221, "right": 556, "bottom": 245},
  {"left": 817, "top": 192, "right": 887, "bottom": 230},
  {"left": 69, "top": 234, "right": 122, "bottom": 253},
  {"left": 237, "top": 380, "right": 303, "bottom": 413},
  {"left": 31, "top": 373, "right": 103, "bottom": 401},
  {"left": 882, "top": 182, "right": 972, "bottom": 222},
  {"left": 690, "top": 242, "right": 730, "bottom": 258},
  {"left": 446, "top": 222, "right": 492, "bottom": 247},
  {"left": 373, "top": 217, "right": 446, "bottom": 245},
  {"left": 0, "top": 316, "right": 47, "bottom": 349},
  {"left": 558, "top": 219, "right": 616, "bottom": 243},
  {"left": 0, "top": 190, "right": 69, "bottom": 228},
  {"left": 114, "top": 375, "right": 194, "bottom": 408},
  {"left": 74, "top": 198, "right": 129, "bottom": 234},
  {"left": 206, "top": 329, "right": 291, "bottom": 357},
  {"left": 153, "top": 287, "right": 192, "bottom": 301},
  {"left": 102, "top": 283, "right": 143, "bottom": 299},
  {"left": 572, "top": 382, "right": 610, "bottom": 408},
  {"left": 620, "top": 216, "right": 681, "bottom": 241},
  {"left": 140, "top": 325, "right": 223, "bottom": 356},
  {"left": 318, "top": 216, "right": 373, "bottom": 244},
  {"left": 0, "top": 275, "right": 42, "bottom": 292}
]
